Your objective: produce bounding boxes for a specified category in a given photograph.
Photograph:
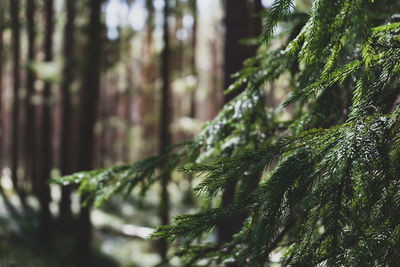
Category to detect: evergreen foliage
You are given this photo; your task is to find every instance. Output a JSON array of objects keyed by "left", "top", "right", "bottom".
[{"left": 54, "top": 0, "right": 400, "bottom": 265}]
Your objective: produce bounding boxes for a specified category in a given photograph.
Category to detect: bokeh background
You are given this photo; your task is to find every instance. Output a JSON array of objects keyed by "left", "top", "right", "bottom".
[{"left": 0, "top": 0, "right": 310, "bottom": 266}]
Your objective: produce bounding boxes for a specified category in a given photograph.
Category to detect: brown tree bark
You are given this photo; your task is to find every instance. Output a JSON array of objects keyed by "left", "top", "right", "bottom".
[
  {"left": 0, "top": 0, "right": 4, "bottom": 170},
  {"left": 59, "top": 0, "right": 76, "bottom": 226},
  {"left": 76, "top": 0, "right": 103, "bottom": 264},
  {"left": 254, "top": 0, "right": 263, "bottom": 36},
  {"left": 174, "top": 0, "right": 184, "bottom": 73},
  {"left": 116, "top": 70, "right": 132, "bottom": 163},
  {"left": 158, "top": 0, "right": 172, "bottom": 261},
  {"left": 10, "top": 0, "right": 21, "bottom": 190},
  {"left": 189, "top": 0, "right": 198, "bottom": 119},
  {"left": 25, "top": 0, "right": 37, "bottom": 195},
  {"left": 219, "top": 0, "right": 251, "bottom": 242},
  {"left": 218, "top": 0, "right": 263, "bottom": 244},
  {"left": 138, "top": 0, "right": 157, "bottom": 158},
  {"left": 223, "top": 0, "right": 250, "bottom": 103},
  {"left": 38, "top": 0, "right": 54, "bottom": 247},
  {"left": 99, "top": 73, "right": 110, "bottom": 167}
]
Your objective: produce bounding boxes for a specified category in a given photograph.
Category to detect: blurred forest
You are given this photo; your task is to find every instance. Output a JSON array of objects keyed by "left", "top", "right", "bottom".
[{"left": 0, "top": 0, "right": 293, "bottom": 266}]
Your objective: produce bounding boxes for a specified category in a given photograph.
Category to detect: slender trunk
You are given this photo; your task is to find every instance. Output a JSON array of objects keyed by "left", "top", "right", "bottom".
[
  {"left": 0, "top": 1, "right": 4, "bottom": 170},
  {"left": 25, "top": 0, "right": 36, "bottom": 196},
  {"left": 183, "top": 0, "right": 198, "bottom": 204},
  {"left": 145, "top": 0, "right": 155, "bottom": 57},
  {"left": 38, "top": 0, "right": 54, "bottom": 247},
  {"left": 189, "top": 0, "right": 198, "bottom": 119},
  {"left": 10, "top": 0, "right": 20, "bottom": 190},
  {"left": 223, "top": 0, "right": 249, "bottom": 103},
  {"left": 218, "top": 0, "right": 262, "bottom": 243},
  {"left": 122, "top": 69, "right": 132, "bottom": 163},
  {"left": 248, "top": 0, "right": 263, "bottom": 57},
  {"left": 139, "top": 0, "right": 156, "bottom": 157},
  {"left": 109, "top": 75, "right": 118, "bottom": 163},
  {"left": 209, "top": 39, "right": 222, "bottom": 119},
  {"left": 174, "top": 0, "right": 183, "bottom": 72},
  {"left": 76, "top": 0, "right": 102, "bottom": 263},
  {"left": 59, "top": 0, "right": 76, "bottom": 226},
  {"left": 100, "top": 73, "right": 109, "bottom": 166},
  {"left": 158, "top": 0, "right": 171, "bottom": 260},
  {"left": 254, "top": 0, "right": 263, "bottom": 36}
]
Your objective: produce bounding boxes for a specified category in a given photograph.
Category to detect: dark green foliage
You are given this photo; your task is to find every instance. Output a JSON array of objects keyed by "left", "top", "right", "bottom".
[{"left": 55, "top": 0, "right": 400, "bottom": 265}]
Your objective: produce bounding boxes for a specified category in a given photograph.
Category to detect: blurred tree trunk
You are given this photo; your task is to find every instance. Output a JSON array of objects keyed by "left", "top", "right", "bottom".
[
  {"left": 59, "top": 0, "right": 76, "bottom": 227},
  {"left": 102, "top": 72, "right": 118, "bottom": 165},
  {"left": 0, "top": 0, "right": 4, "bottom": 170},
  {"left": 248, "top": 0, "right": 263, "bottom": 57},
  {"left": 76, "top": 0, "right": 102, "bottom": 264},
  {"left": 119, "top": 69, "right": 132, "bottom": 163},
  {"left": 218, "top": 0, "right": 263, "bottom": 244},
  {"left": 223, "top": 0, "right": 250, "bottom": 103},
  {"left": 100, "top": 73, "right": 110, "bottom": 166},
  {"left": 209, "top": 38, "right": 223, "bottom": 119},
  {"left": 109, "top": 74, "right": 118, "bottom": 164},
  {"left": 181, "top": 0, "right": 198, "bottom": 205},
  {"left": 139, "top": 0, "right": 156, "bottom": 157},
  {"left": 219, "top": 0, "right": 250, "bottom": 242},
  {"left": 174, "top": 0, "right": 183, "bottom": 72},
  {"left": 254, "top": 0, "right": 263, "bottom": 36},
  {"left": 38, "top": 0, "right": 54, "bottom": 247},
  {"left": 158, "top": 0, "right": 172, "bottom": 261},
  {"left": 189, "top": 0, "right": 197, "bottom": 119},
  {"left": 10, "top": 0, "right": 21, "bottom": 190},
  {"left": 25, "top": 0, "right": 37, "bottom": 196}
]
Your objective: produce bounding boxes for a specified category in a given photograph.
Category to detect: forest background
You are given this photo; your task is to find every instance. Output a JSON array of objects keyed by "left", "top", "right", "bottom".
[{"left": 0, "top": 0, "right": 302, "bottom": 266}]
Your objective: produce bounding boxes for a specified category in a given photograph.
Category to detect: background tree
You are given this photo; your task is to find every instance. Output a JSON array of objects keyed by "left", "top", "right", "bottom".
[
  {"left": 10, "top": 0, "right": 21, "bottom": 191},
  {"left": 59, "top": 0, "right": 76, "bottom": 226},
  {"left": 25, "top": 0, "right": 37, "bottom": 197},
  {"left": 158, "top": 0, "right": 172, "bottom": 260},
  {"left": 0, "top": 0, "right": 4, "bottom": 170},
  {"left": 218, "top": 0, "right": 263, "bottom": 243},
  {"left": 76, "top": 0, "right": 103, "bottom": 263},
  {"left": 189, "top": 0, "right": 197, "bottom": 119},
  {"left": 37, "top": 0, "right": 55, "bottom": 246}
]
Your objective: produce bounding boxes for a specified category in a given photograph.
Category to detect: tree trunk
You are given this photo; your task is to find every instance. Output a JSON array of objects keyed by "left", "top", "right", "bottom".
[
  {"left": 158, "top": 0, "right": 172, "bottom": 261},
  {"left": 254, "top": 0, "right": 263, "bottom": 37},
  {"left": 218, "top": 0, "right": 263, "bottom": 244},
  {"left": 223, "top": 0, "right": 250, "bottom": 103},
  {"left": 218, "top": 0, "right": 250, "bottom": 243},
  {"left": 76, "top": 0, "right": 102, "bottom": 264},
  {"left": 138, "top": 0, "right": 156, "bottom": 158},
  {"left": 189, "top": 0, "right": 197, "bottom": 119},
  {"left": 25, "top": 0, "right": 37, "bottom": 196},
  {"left": 0, "top": 0, "right": 4, "bottom": 170},
  {"left": 38, "top": 0, "right": 54, "bottom": 247},
  {"left": 10, "top": 0, "right": 21, "bottom": 190},
  {"left": 59, "top": 0, "right": 76, "bottom": 227}
]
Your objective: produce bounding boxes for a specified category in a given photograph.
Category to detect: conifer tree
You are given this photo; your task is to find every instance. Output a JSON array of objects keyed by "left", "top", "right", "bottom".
[
  {"left": 59, "top": 0, "right": 76, "bottom": 226},
  {"left": 56, "top": 0, "right": 400, "bottom": 265},
  {"left": 158, "top": 0, "right": 172, "bottom": 260},
  {"left": 10, "top": 0, "right": 21, "bottom": 190},
  {"left": 218, "top": 0, "right": 264, "bottom": 244},
  {"left": 25, "top": 0, "right": 37, "bottom": 195},
  {"left": 188, "top": 0, "right": 197, "bottom": 119},
  {"left": 0, "top": 0, "right": 4, "bottom": 170},
  {"left": 38, "top": 0, "right": 54, "bottom": 247},
  {"left": 75, "top": 0, "right": 103, "bottom": 263}
]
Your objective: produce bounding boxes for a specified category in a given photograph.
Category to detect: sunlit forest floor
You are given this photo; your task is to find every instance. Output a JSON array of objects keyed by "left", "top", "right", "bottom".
[{"left": 0, "top": 171, "right": 197, "bottom": 266}]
